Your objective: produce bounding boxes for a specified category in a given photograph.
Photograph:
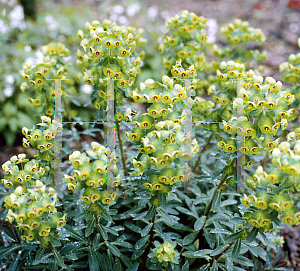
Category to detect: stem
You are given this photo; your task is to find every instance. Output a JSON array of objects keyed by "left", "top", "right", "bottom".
[
  {"left": 143, "top": 205, "right": 157, "bottom": 261},
  {"left": 192, "top": 133, "right": 213, "bottom": 173},
  {"left": 63, "top": 98, "right": 81, "bottom": 150},
  {"left": 204, "top": 173, "right": 228, "bottom": 217},
  {"left": 63, "top": 98, "right": 71, "bottom": 121},
  {"left": 116, "top": 119, "right": 128, "bottom": 176}
]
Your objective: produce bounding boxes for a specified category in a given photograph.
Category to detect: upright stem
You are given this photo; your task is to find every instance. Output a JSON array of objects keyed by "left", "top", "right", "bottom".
[
  {"left": 204, "top": 173, "right": 228, "bottom": 217},
  {"left": 116, "top": 119, "right": 128, "bottom": 176},
  {"left": 63, "top": 98, "right": 81, "bottom": 150},
  {"left": 192, "top": 133, "right": 213, "bottom": 173}
]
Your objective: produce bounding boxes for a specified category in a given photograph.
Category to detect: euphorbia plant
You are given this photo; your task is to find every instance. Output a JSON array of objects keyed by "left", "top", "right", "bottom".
[{"left": 1, "top": 10, "right": 299, "bottom": 271}]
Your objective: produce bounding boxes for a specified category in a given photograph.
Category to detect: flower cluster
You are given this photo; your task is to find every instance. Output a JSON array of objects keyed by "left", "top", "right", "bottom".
[
  {"left": 21, "top": 116, "right": 60, "bottom": 162},
  {"left": 213, "top": 19, "right": 266, "bottom": 67},
  {"left": 76, "top": 19, "right": 146, "bottom": 109},
  {"left": 242, "top": 132, "right": 300, "bottom": 228},
  {"left": 280, "top": 38, "right": 300, "bottom": 85},
  {"left": 1, "top": 154, "right": 66, "bottom": 246},
  {"left": 148, "top": 240, "right": 179, "bottom": 267},
  {"left": 65, "top": 142, "right": 120, "bottom": 213},
  {"left": 125, "top": 64, "right": 199, "bottom": 204},
  {"left": 159, "top": 10, "right": 208, "bottom": 73},
  {"left": 20, "top": 42, "right": 73, "bottom": 116},
  {"left": 213, "top": 61, "right": 296, "bottom": 167}
]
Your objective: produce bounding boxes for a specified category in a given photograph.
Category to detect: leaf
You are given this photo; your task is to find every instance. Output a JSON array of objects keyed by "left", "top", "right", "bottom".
[
  {"left": 8, "top": 250, "right": 21, "bottom": 271},
  {"left": 212, "top": 191, "right": 221, "bottom": 212},
  {"left": 210, "top": 244, "right": 229, "bottom": 256},
  {"left": 105, "top": 241, "right": 121, "bottom": 257},
  {"left": 194, "top": 215, "right": 206, "bottom": 231},
  {"left": 159, "top": 193, "right": 167, "bottom": 208},
  {"left": 32, "top": 252, "right": 53, "bottom": 265},
  {"left": 141, "top": 223, "right": 153, "bottom": 237},
  {"left": 86, "top": 217, "right": 96, "bottom": 237},
  {"left": 120, "top": 255, "right": 132, "bottom": 268},
  {"left": 224, "top": 231, "right": 242, "bottom": 243},
  {"left": 89, "top": 248, "right": 100, "bottom": 271},
  {"left": 97, "top": 224, "right": 108, "bottom": 240},
  {"left": 209, "top": 229, "right": 232, "bottom": 235},
  {"left": 226, "top": 255, "right": 233, "bottom": 270},
  {"left": 92, "top": 233, "right": 101, "bottom": 250},
  {"left": 204, "top": 229, "right": 215, "bottom": 249},
  {"left": 232, "top": 239, "right": 241, "bottom": 259},
  {"left": 0, "top": 245, "right": 22, "bottom": 261},
  {"left": 234, "top": 255, "right": 254, "bottom": 267},
  {"left": 157, "top": 208, "right": 174, "bottom": 225},
  {"left": 112, "top": 241, "right": 133, "bottom": 249},
  {"left": 176, "top": 207, "right": 198, "bottom": 219},
  {"left": 135, "top": 235, "right": 150, "bottom": 249},
  {"left": 2, "top": 224, "right": 17, "bottom": 242},
  {"left": 210, "top": 260, "right": 218, "bottom": 271},
  {"left": 183, "top": 232, "right": 198, "bottom": 246},
  {"left": 181, "top": 261, "right": 189, "bottom": 271},
  {"left": 64, "top": 225, "right": 85, "bottom": 241},
  {"left": 145, "top": 205, "right": 156, "bottom": 220},
  {"left": 70, "top": 98, "right": 81, "bottom": 107},
  {"left": 131, "top": 245, "right": 147, "bottom": 260},
  {"left": 101, "top": 212, "right": 113, "bottom": 222},
  {"left": 246, "top": 227, "right": 259, "bottom": 243},
  {"left": 182, "top": 250, "right": 211, "bottom": 259},
  {"left": 126, "top": 262, "right": 139, "bottom": 271},
  {"left": 53, "top": 250, "right": 65, "bottom": 268}
]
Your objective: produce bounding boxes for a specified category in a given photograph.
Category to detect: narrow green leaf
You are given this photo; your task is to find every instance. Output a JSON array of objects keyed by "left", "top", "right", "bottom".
[
  {"left": 159, "top": 193, "right": 166, "bottom": 208},
  {"left": 2, "top": 224, "right": 17, "bottom": 242},
  {"left": 0, "top": 245, "right": 22, "bottom": 261},
  {"left": 131, "top": 245, "right": 146, "bottom": 260},
  {"left": 32, "top": 252, "right": 53, "bottom": 265},
  {"left": 64, "top": 225, "right": 85, "bottom": 242},
  {"left": 210, "top": 260, "right": 218, "bottom": 271},
  {"left": 53, "top": 250, "right": 65, "bottom": 268},
  {"left": 194, "top": 215, "right": 206, "bottom": 231},
  {"left": 234, "top": 255, "right": 254, "bottom": 267},
  {"left": 97, "top": 224, "right": 108, "bottom": 240},
  {"left": 246, "top": 227, "right": 259, "bottom": 243},
  {"left": 89, "top": 248, "right": 100, "bottom": 271},
  {"left": 226, "top": 255, "right": 233, "bottom": 270},
  {"left": 92, "top": 233, "right": 101, "bottom": 250},
  {"left": 141, "top": 223, "right": 153, "bottom": 237},
  {"left": 183, "top": 232, "right": 198, "bottom": 246},
  {"left": 86, "top": 217, "right": 96, "bottom": 237},
  {"left": 112, "top": 259, "right": 121, "bottom": 271},
  {"left": 35, "top": 248, "right": 46, "bottom": 261},
  {"left": 120, "top": 255, "right": 132, "bottom": 268},
  {"left": 112, "top": 241, "right": 133, "bottom": 249},
  {"left": 212, "top": 191, "right": 221, "bottom": 212},
  {"left": 126, "top": 262, "right": 139, "bottom": 271},
  {"left": 204, "top": 229, "right": 215, "bottom": 249},
  {"left": 181, "top": 260, "right": 189, "bottom": 271},
  {"left": 210, "top": 244, "right": 229, "bottom": 256},
  {"left": 232, "top": 239, "right": 241, "bottom": 259},
  {"left": 135, "top": 235, "right": 150, "bottom": 249},
  {"left": 105, "top": 241, "right": 121, "bottom": 257},
  {"left": 8, "top": 250, "right": 22, "bottom": 271},
  {"left": 101, "top": 212, "right": 113, "bottom": 222},
  {"left": 224, "top": 231, "right": 242, "bottom": 243}
]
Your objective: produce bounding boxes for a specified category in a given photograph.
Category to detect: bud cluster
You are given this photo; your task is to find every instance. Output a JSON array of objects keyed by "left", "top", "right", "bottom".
[{"left": 148, "top": 240, "right": 180, "bottom": 267}]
